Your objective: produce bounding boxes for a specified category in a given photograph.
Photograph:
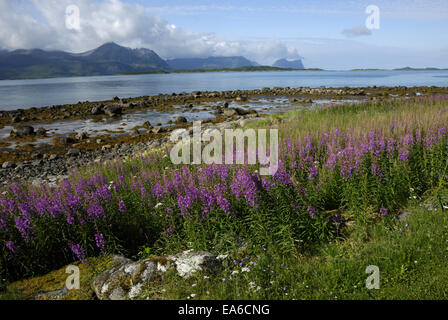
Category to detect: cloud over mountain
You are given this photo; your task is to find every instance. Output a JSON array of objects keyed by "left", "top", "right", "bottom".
[{"left": 0, "top": 0, "right": 300, "bottom": 64}]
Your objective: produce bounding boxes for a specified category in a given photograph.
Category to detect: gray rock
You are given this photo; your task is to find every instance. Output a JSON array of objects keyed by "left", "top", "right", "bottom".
[
  {"left": 67, "top": 149, "right": 80, "bottom": 156},
  {"left": 104, "top": 105, "right": 122, "bottom": 117},
  {"left": 397, "top": 211, "right": 412, "bottom": 222},
  {"left": 75, "top": 132, "right": 88, "bottom": 140},
  {"left": 93, "top": 250, "right": 222, "bottom": 300},
  {"left": 91, "top": 105, "right": 104, "bottom": 115},
  {"left": 2, "top": 161, "right": 15, "bottom": 169},
  {"left": 59, "top": 136, "right": 75, "bottom": 145},
  {"left": 142, "top": 121, "right": 153, "bottom": 129},
  {"left": 10, "top": 125, "right": 34, "bottom": 138},
  {"left": 36, "top": 127, "right": 47, "bottom": 136},
  {"left": 35, "top": 287, "right": 68, "bottom": 300},
  {"left": 93, "top": 258, "right": 166, "bottom": 300},
  {"left": 168, "top": 250, "right": 222, "bottom": 279},
  {"left": 223, "top": 108, "right": 238, "bottom": 117},
  {"left": 174, "top": 116, "right": 188, "bottom": 123},
  {"left": 152, "top": 126, "right": 165, "bottom": 134}
]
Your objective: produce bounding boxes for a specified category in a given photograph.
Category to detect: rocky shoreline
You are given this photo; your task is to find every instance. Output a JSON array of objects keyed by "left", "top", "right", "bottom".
[{"left": 1, "top": 85, "right": 447, "bottom": 186}]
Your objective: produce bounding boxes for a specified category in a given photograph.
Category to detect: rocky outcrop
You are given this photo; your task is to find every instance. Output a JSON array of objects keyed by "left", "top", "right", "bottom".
[{"left": 92, "top": 250, "right": 222, "bottom": 300}]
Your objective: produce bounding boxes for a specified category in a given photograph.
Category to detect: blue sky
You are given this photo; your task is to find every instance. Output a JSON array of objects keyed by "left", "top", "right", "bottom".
[{"left": 1, "top": 0, "right": 447, "bottom": 69}]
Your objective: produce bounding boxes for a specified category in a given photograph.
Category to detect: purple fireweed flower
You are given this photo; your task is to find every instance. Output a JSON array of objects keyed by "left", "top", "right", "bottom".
[
  {"left": 17, "top": 203, "right": 32, "bottom": 218},
  {"left": 308, "top": 165, "right": 318, "bottom": 181},
  {"left": 307, "top": 205, "right": 317, "bottom": 218},
  {"left": 163, "top": 226, "right": 174, "bottom": 237},
  {"left": 87, "top": 203, "right": 105, "bottom": 219},
  {"left": 94, "top": 233, "right": 105, "bottom": 251},
  {"left": 5, "top": 240, "right": 17, "bottom": 253},
  {"left": 151, "top": 183, "right": 167, "bottom": 199},
  {"left": 69, "top": 243, "right": 86, "bottom": 262},
  {"left": 118, "top": 199, "right": 127, "bottom": 213},
  {"left": 118, "top": 175, "right": 126, "bottom": 187},
  {"left": 177, "top": 194, "right": 193, "bottom": 217},
  {"left": 66, "top": 215, "right": 75, "bottom": 225},
  {"left": 398, "top": 150, "right": 409, "bottom": 161},
  {"left": 0, "top": 218, "right": 8, "bottom": 232},
  {"left": 272, "top": 160, "right": 291, "bottom": 185},
  {"left": 14, "top": 216, "right": 33, "bottom": 242},
  {"left": 261, "top": 177, "right": 274, "bottom": 191},
  {"left": 48, "top": 199, "right": 63, "bottom": 218},
  {"left": 230, "top": 168, "right": 259, "bottom": 208}
]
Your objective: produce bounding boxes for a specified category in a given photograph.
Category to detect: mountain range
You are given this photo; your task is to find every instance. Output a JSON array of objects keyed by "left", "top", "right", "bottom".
[{"left": 0, "top": 42, "right": 304, "bottom": 80}]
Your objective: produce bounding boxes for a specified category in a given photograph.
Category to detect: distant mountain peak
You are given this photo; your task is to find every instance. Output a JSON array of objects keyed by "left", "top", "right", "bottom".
[
  {"left": 272, "top": 58, "right": 304, "bottom": 69},
  {"left": 0, "top": 42, "right": 170, "bottom": 80}
]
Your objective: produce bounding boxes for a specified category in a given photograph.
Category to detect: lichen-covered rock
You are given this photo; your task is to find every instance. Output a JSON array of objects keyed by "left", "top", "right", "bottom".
[
  {"left": 168, "top": 250, "right": 222, "bottom": 279},
  {"left": 92, "top": 251, "right": 222, "bottom": 299},
  {"left": 92, "top": 257, "right": 171, "bottom": 300}
]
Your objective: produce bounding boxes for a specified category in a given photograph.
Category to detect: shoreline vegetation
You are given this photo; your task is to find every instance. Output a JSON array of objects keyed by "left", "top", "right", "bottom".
[
  {"left": 117, "top": 66, "right": 448, "bottom": 76},
  {"left": 118, "top": 66, "right": 324, "bottom": 75},
  {"left": 2, "top": 90, "right": 448, "bottom": 299}
]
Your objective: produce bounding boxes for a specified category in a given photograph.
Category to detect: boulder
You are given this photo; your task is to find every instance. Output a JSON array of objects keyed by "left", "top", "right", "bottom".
[
  {"left": 174, "top": 116, "right": 188, "bottom": 123},
  {"left": 67, "top": 149, "right": 80, "bottom": 156},
  {"left": 104, "top": 106, "right": 122, "bottom": 117},
  {"left": 75, "top": 132, "right": 88, "bottom": 140},
  {"left": 91, "top": 105, "right": 104, "bottom": 115},
  {"left": 10, "top": 125, "right": 34, "bottom": 138},
  {"left": 93, "top": 251, "right": 222, "bottom": 300},
  {"left": 2, "top": 161, "right": 15, "bottom": 169},
  {"left": 168, "top": 250, "right": 222, "bottom": 279},
  {"left": 59, "top": 136, "right": 76, "bottom": 145},
  {"left": 36, "top": 127, "right": 47, "bottom": 136},
  {"left": 142, "top": 121, "right": 153, "bottom": 129},
  {"left": 223, "top": 108, "right": 238, "bottom": 117},
  {"left": 152, "top": 127, "right": 165, "bottom": 134},
  {"left": 92, "top": 257, "right": 170, "bottom": 300}
]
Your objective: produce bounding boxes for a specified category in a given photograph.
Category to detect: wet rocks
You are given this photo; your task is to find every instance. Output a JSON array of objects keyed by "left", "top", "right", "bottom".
[
  {"left": 223, "top": 108, "right": 238, "bottom": 117},
  {"left": 36, "top": 127, "right": 47, "bottom": 136},
  {"left": 104, "top": 105, "right": 122, "bottom": 117},
  {"left": 59, "top": 136, "right": 76, "bottom": 145},
  {"left": 152, "top": 126, "right": 165, "bottom": 134},
  {"left": 174, "top": 116, "right": 188, "bottom": 123},
  {"left": 75, "top": 132, "right": 88, "bottom": 140},
  {"left": 235, "top": 96, "right": 248, "bottom": 102},
  {"left": 2, "top": 161, "right": 15, "bottom": 169},
  {"left": 142, "top": 121, "right": 152, "bottom": 129},
  {"left": 10, "top": 125, "right": 34, "bottom": 138},
  {"left": 91, "top": 105, "right": 104, "bottom": 115},
  {"left": 66, "top": 148, "right": 80, "bottom": 156}
]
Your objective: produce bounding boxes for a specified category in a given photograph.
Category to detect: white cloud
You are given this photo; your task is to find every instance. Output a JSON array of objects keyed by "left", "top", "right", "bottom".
[{"left": 0, "top": 0, "right": 300, "bottom": 65}]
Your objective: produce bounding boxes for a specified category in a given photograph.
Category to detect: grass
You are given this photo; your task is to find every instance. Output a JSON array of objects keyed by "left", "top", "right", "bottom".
[
  {"left": 2, "top": 95, "right": 448, "bottom": 299},
  {"left": 3, "top": 188, "right": 445, "bottom": 300},
  {"left": 135, "top": 190, "right": 448, "bottom": 300}
]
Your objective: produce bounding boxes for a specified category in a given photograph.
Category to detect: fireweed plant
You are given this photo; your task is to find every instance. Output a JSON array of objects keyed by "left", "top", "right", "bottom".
[{"left": 2, "top": 95, "right": 448, "bottom": 282}]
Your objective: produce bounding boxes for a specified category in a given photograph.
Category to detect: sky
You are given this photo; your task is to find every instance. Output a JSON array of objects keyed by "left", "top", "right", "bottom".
[{"left": 0, "top": 0, "right": 447, "bottom": 69}]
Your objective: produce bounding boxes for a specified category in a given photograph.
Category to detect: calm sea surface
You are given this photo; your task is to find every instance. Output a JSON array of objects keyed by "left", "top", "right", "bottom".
[{"left": 0, "top": 70, "right": 447, "bottom": 110}]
